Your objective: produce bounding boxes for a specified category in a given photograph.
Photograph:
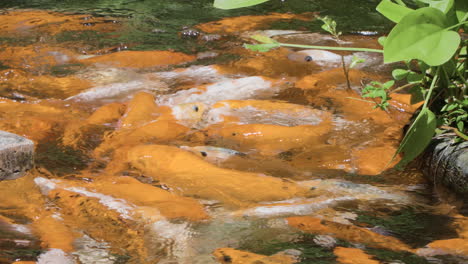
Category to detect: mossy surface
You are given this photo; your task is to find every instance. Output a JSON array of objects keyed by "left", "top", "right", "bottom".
[
  {"left": 355, "top": 208, "right": 457, "bottom": 247},
  {"left": 240, "top": 233, "right": 355, "bottom": 264},
  {"left": 35, "top": 141, "right": 90, "bottom": 175}
]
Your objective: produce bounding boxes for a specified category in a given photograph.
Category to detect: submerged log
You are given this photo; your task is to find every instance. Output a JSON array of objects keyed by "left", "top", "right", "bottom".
[{"left": 422, "top": 134, "right": 468, "bottom": 194}]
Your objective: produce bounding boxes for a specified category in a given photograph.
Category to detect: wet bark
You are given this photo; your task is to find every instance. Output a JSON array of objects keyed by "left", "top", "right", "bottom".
[{"left": 422, "top": 134, "right": 468, "bottom": 194}]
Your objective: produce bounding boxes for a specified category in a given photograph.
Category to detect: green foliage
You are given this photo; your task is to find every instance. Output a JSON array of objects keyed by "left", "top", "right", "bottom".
[
  {"left": 418, "top": 0, "right": 454, "bottom": 14},
  {"left": 361, "top": 81, "right": 394, "bottom": 110},
  {"left": 317, "top": 16, "right": 342, "bottom": 38},
  {"left": 383, "top": 7, "right": 461, "bottom": 66},
  {"left": 441, "top": 97, "right": 468, "bottom": 132},
  {"left": 349, "top": 55, "right": 366, "bottom": 69},
  {"left": 395, "top": 108, "right": 437, "bottom": 168},
  {"left": 376, "top": 0, "right": 414, "bottom": 23}
]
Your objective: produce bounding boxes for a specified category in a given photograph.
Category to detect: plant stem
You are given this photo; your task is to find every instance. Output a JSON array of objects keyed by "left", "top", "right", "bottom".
[
  {"left": 341, "top": 56, "right": 351, "bottom": 90},
  {"left": 389, "top": 82, "right": 418, "bottom": 94},
  {"left": 345, "top": 97, "right": 375, "bottom": 103},
  {"left": 441, "top": 66, "right": 453, "bottom": 97},
  {"left": 440, "top": 126, "right": 468, "bottom": 141},
  {"left": 278, "top": 43, "right": 383, "bottom": 53},
  {"left": 422, "top": 67, "right": 440, "bottom": 109},
  {"left": 445, "top": 21, "right": 468, "bottom": 31}
]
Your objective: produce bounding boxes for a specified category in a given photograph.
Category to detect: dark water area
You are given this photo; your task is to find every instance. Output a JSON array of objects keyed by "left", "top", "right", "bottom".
[{"left": 0, "top": 0, "right": 392, "bottom": 52}]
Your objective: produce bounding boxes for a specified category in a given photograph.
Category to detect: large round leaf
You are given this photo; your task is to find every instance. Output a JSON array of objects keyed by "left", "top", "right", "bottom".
[
  {"left": 395, "top": 108, "right": 436, "bottom": 168},
  {"left": 384, "top": 7, "right": 460, "bottom": 66},
  {"left": 214, "top": 0, "right": 270, "bottom": 9}
]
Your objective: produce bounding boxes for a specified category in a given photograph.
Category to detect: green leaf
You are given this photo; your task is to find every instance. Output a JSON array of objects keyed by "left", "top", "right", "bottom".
[
  {"left": 318, "top": 16, "right": 341, "bottom": 38},
  {"left": 213, "top": 0, "right": 269, "bottom": 9},
  {"left": 383, "top": 7, "right": 461, "bottom": 66},
  {"left": 406, "top": 71, "right": 425, "bottom": 83},
  {"left": 378, "top": 36, "right": 387, "bottom": 47},
  {"left": 395, "top": 108, "right": 436, "bottom": 168},
  {"left": 410, "top": 85, "right": 425, "bottom": 104},
  {"left": 376, "top": 0, "right": 414, "bottom": 23},
  {"left": 455, "top": 0, "right": 468, "bottom": 23},
  {"left": 457, "top": 121, "right": 464, "bottom": 132},
  {"left": 250, "top": 35, "right": 278, "bottom": 44},
  {"left": 244, "top": 43, "right": 279, "bottom": 52},
  {"left": 418, "top": 0, "right": 454, "bottom": 14},
  {"left": 446, "top": 102, "right": 458, "bottom": 111},
  {"left": 392, "top": 69, "right": 409, "bottom": 80},
  {"left": 362, "top": 89, "right": 387, "bottom": 99},
  {"left": 418, "top": 60, "right": 430, "bottom": 72},
  {"left": 461, "top": 46, "right": 467, "bottom": 56},
  {"left": 349, "top": 56, "right": 365, "bottom": 69},
  {"left": 383, "top": 80, "right": 395, "bottom": 89}
]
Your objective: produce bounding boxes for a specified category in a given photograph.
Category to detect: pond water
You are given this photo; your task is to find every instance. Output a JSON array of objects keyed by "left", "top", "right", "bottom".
[{"left": 0, "top": 0, "right": 467, "bottom": 264}]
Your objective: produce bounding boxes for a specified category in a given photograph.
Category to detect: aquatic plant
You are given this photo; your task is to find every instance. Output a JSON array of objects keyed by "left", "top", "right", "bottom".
[{"left": 214, "top": 0, "right": 468, "bottom": 168}]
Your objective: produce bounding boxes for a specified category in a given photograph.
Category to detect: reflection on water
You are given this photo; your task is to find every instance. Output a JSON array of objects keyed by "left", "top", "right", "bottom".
[{"left": 0, "top": 1, "right": 466, "bottom": 264}]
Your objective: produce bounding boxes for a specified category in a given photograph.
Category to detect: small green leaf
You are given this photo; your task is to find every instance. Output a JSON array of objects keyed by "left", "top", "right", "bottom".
[
  {"left": 460, "top": 46, "right": 467, "bottom": 56},
  {"left": 376, "top": 0, "right": 414, "bottom": 23},
  {"left": 244, "top": 43, "right": 280, "bottom": 52},
  {"left": 383, "top": 7, "right": 461, "bottom": 66},
  {"left": 446, "top": 103, "right": 458, "bottom": 111},
  {"left": 214, "top": 0, "right": 270, "bottom": 9},
  {"left": 406, "top": 71, "right": 424, "bottom": 83},
  {"left": 349, "top": 56, "right": 365, "bottom": 69},
  {"left": 395, "top": 108, "right": 436, "bottom": 168},
  {"left": 455, "top": 0, "right": 468, "bottom": 24},
  {"left": 363, "top": 89, "right": 387, "bottom": 99},
  {"left": 318, "top": 16, "right": 341, "bottom": 38},
  {"left": 383, "top": 80, "right": 395, "bottom": 89},
  {"left": 250, "top": 35, "right": 278, "bottom": 44},
  {"left": 392, "top": 69, "right": 409, "bottom": 80},
  {"left": 462, "top": 98, "right": 468, "bottom": 107},
  {"left": 457, "top": 121, "right": 464, "bottom": 132},
  {"left": 418, "top": 60, "right": 430, "bottom": 72}
]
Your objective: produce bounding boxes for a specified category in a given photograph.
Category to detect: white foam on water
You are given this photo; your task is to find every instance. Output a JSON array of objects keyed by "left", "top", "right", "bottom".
[
  {"left": 237, "top": 196, "right": 356, "bottom": 218},
  {"left": 204, "top": 103, "right": 325, "bottom": 127},
  {"left": 11, "top": 224, "right": 32, "bottom": 235},
  {"left": 34, "top": 177, "right": 59, "bottom": 195},
  {"left": 66, "top": 80, "right": 146, "bottom": 102},
  {"left": 37, "top": 249, "right": 76, "bottom": 264},
  {"left": 73, "top": 235, "right": 116, "bottom": 264},
  {"left": 154, "top": 65, "right": 225, "bottom": 84},
  {"left": 34, "top": 177, "right": 135, "bottom": 219},
  {"left": 157, "top": 76, "right": 275, "bottom": 107},
  {"left": 64, "top": 187, "right": 135, "bottom": 220},
  {"left": 299, "top": 179, "right": 414, "bottom": 204}
]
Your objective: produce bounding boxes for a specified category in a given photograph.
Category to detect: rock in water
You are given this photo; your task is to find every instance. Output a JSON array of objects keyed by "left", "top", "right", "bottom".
[
  {"left": 0, "top": 130, "right": 34, "bottom": 180},
  {"left": 422, "top": 135, "right": 468, "bottom": 194}
]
